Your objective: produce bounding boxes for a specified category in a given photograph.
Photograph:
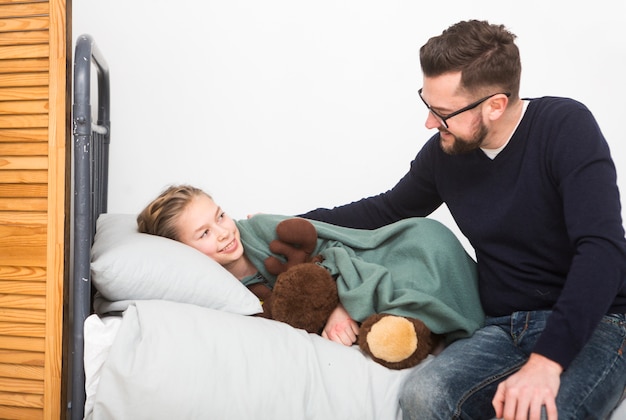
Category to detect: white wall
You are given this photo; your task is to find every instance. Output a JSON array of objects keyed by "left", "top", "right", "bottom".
[{"left": 73, "top": 1, "right": 626, "bottom": 249}]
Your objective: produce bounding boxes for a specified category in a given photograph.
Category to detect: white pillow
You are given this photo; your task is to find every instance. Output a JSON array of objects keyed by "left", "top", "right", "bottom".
[{"left": 90, "top": 213, "right": 262, "bottom": 315}]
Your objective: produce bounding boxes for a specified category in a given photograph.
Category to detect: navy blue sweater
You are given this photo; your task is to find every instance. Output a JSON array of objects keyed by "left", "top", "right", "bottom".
[{"left": 301, "top": 97, "right": 626, "bottom": 369}]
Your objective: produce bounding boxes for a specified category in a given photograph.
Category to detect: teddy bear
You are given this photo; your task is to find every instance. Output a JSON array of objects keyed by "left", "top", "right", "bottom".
[{"left": 261, "top": 217, "right": 438, "bottom": 370}]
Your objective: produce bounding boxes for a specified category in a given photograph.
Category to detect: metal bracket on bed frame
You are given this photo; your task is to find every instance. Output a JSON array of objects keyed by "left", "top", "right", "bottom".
[{"left": 68, "top": 34, "right": 110, "bottom": 420}]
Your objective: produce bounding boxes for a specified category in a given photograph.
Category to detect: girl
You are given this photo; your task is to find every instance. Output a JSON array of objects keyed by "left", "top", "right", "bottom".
[{"left": 137, "top": 184, "right": 484, "bottom": 351}]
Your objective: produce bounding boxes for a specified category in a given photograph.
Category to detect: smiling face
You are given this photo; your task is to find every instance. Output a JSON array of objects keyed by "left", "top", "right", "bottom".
[{"left": 175, "top": 194, "right": 245, "bottom": 270}]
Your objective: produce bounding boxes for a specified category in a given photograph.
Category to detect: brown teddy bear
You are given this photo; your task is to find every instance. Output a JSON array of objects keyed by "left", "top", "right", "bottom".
[{"left": 261, "top": 218, "right": 438, "bottom": 370}]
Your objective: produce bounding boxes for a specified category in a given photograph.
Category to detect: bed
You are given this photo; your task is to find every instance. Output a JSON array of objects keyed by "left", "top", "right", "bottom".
[
  {"left": 68, "top": 34, "right": 434, "bottom": 420},
  {"left": 68, "top": 35, "right": 626, "bottom": 420}
]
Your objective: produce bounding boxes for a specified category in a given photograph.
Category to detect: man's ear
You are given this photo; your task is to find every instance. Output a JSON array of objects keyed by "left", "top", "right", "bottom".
[{"left": 486, "top": 94, "right": 509, "bottom": 121}]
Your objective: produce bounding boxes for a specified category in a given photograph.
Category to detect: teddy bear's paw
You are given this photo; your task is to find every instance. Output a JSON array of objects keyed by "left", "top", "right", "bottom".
[{"left": 358, "top": 313, "right": 434, "bottom": 370}]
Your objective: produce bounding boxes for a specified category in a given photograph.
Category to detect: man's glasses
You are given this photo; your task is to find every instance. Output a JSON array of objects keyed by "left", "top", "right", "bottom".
[{"left": 418, "top": 88, "right": 511, "bottom": 128}]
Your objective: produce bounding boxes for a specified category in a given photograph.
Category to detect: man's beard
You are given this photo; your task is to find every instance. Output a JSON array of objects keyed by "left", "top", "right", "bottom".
[{"left": 439, "top": 120, "right": 488, "bottom": 155}]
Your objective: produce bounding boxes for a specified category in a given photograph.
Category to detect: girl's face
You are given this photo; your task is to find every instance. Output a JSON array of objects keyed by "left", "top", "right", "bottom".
[{"left": 176, "top": 194, "right": 245, "bottom": 269}]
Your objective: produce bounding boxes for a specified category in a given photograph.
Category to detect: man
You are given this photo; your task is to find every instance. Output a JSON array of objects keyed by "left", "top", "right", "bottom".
[{"left": 300, "top": 20, "right": 626, "bottom": 419}]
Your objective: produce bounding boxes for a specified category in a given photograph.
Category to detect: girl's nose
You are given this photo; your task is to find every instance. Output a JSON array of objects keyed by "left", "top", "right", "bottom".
[{"left": 214, "top": 225, "right": 228, "bottom": 240}]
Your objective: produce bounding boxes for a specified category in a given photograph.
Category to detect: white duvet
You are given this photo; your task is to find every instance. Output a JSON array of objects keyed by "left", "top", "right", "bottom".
[{"left": 85, "top": 300, "right": 432, "bottom": 420}]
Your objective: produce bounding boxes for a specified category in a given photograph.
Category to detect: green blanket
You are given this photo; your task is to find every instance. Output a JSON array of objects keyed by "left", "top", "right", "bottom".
[{"left": 237, "top": 215, "right": 484, "bottom": 342}]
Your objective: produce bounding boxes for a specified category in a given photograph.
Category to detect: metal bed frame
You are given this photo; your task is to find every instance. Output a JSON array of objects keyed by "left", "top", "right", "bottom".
[{"left": 68, "top": 34, "right": 110, "bottom": 420}]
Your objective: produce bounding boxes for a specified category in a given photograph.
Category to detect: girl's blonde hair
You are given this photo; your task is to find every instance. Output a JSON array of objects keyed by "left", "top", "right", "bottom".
[{"left": 137, "top": 185, "right": 209, "bottom": 241}]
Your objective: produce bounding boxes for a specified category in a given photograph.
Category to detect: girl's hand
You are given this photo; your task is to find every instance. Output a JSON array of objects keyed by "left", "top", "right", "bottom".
[{"left": 322, "top": 303, "right": 359, "bottom": 346}]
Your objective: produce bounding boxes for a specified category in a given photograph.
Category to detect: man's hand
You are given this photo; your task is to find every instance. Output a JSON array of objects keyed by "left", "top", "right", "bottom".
[
  {"left": 322, "top": 303, "right": 359, "bottom": 346},
  {"left": 493, "top": 353, "right": 562, "bottom": 420}
]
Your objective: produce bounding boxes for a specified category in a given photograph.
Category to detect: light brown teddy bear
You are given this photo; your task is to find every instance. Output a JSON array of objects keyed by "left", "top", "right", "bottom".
[{"left": 263, "top": 218, "right": 438, "bottom": 370}]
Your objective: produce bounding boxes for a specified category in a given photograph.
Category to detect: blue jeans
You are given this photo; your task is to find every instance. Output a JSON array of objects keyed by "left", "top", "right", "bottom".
[{"left": 399, "top": 311, "right": 626, "bottom": 420}]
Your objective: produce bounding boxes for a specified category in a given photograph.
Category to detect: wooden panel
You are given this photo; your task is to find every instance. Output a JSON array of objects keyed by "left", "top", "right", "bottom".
[
  {"left": 0, "top": 218, "right": 47, "bottom": 264},
  {"left": 0, "top": 73, "right": 49, "bottom": 87},
  {"left": 0, "top": 321, "right": 45, "bottom": 337},
  {"left": 0, "top": 86, "right": 48, "bottom": 101},
  {"left": 0, "top": 142, "right": 47, "bottom": 155},
  {"left": 0, "top": 265, "right": 46, "bottom": 281},
  {"left": 0, "top": 44, "right": 48, "bottom": 60},
  {"left": 0, "top": 211, "right": 47, "bottom": 225},
  {"left": 0, "top": 295, "right": 46, "bottom": 311},
  {"left": 0, "top": 0, "right": 48, "bottom": 4},
  {"left": 0, "top": 114, "right": 48, "bottom": 128},
  {"left": 0, "top": 213, "right": 46, "bottom": 233},
  {"left": 0, "top": 170, "right": 47, "bottom": 183},
  {"left": 0, "top": 1, "right": 67, "bottom": 418},
  {"left": 0, "top": 308, "right": 45, "bottom": 324},
  {"left": 0, "top": 58, "right": 48, "bottom": 73},
  {"left": 0, "top": 156, "right": 47, "bottom": 170},
  {"left": 0, "top": 3, "right": 48, "bottom": 18},
  {"left": 0, "top": 390, "right": 44, "bottom": 407},
  {"left": 0, "top": 335, "right": 44, "bottom": 352},
  {"left": 0, "top": 349, "right": 43, "bottom": 365},
  {"left": 45, "top": 0, "right": 67, "bottom": 416},
  {"left": 0, "top": 376, "right": 44, "bottom": 394},
  {"left": 0, "top": 198, "right": 48, "bottom": 212},
  {"left": 0, "top": 281, "right": 46, "bottom": 295},
  {"left": 0, "top": 184, "right": 48, "bottom": 197},
  {"left": 0, "top": 30, "right": 48, "bottom": 46},
  {"left": 0, "top": 100, "right": 49, "bottom": 115},
  {"left": 0, "top": 128, "right": 48, "bottom": 142},
  {"left": 0, "top": 16, "right": 48, "bottom": 32},
  {"left": 0, "top": 0, "right": 49, "bottom": 3},
  {"left": 0, "top": 365, "right": 42, "bottom": 383},
  {"left": 0, "top": 405, "right": 42, "bottom": 420}
]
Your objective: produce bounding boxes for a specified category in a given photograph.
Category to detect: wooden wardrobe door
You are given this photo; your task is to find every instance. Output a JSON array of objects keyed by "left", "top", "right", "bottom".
[{"left": 0, "top": 1, "right": 69, "bottom": 419}]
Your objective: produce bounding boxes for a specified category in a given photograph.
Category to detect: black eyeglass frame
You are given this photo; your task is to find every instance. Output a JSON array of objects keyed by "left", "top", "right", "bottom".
[{"left": 418, "top": 88, "right": 511, "bottom": 128}]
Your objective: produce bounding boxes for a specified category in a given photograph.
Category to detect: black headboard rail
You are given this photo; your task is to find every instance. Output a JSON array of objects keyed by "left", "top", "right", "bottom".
[{"left": 69, "top": 33, "right": 110, "bottom": 420}]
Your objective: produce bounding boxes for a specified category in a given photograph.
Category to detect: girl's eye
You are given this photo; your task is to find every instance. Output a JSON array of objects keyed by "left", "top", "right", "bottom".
[
  {"left": 218, "top": 212, "right": 225, "bottom": 221},
  {"left": 200, "top": 229, "right": 209, "bottom": 239}
]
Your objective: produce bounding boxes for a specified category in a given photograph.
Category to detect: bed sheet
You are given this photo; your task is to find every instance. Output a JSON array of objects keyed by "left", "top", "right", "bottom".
[
  {"left": 85, "top": 305, "right": 626, "bottom": 420},
  {"left": 84, "top": 306, "right": 626, "bottom": 420},
  {"left": 84, "top": 300, "right": 428, "bottom": 420},
  {"left": 84, "top": 315, "right": 122, "bottom": 417}
]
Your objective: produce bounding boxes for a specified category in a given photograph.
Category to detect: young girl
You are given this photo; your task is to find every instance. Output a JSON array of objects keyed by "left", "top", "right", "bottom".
[
  {"left": 136, "top": 184, "right": 360, "bottom": 344},
  {"left": 137, "top": 184, "right": 485, "bottom": 349}
]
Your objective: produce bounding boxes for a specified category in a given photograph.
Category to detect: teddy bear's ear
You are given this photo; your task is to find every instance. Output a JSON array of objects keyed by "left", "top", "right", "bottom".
[
  {"left": 264, "top": 218, "right": 320, "bottom": 275},
  {"left": 274, "top": 218, "right": 318, "bottom": 254}
]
